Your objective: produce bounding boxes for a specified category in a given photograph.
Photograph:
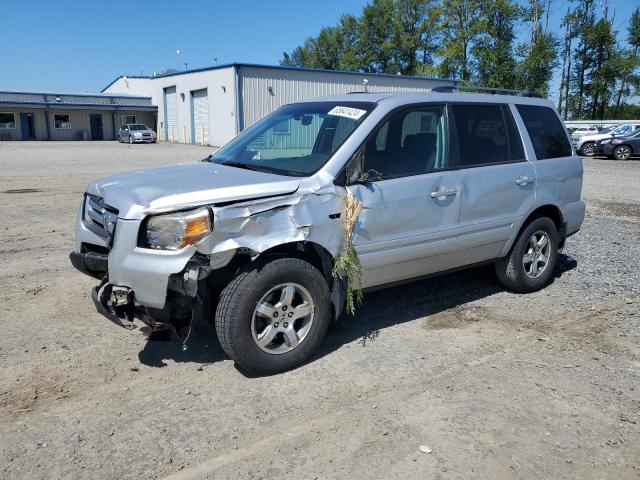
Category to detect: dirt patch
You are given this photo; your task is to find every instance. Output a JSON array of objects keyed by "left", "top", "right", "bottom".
[
  {"left": 2, "top": 188, "right": 42, "bottom": 194},
  {"left": 423, "top": 304, "right": 489, "bottom": 330},
  {"left": 590, "top": 200, "right": 640, "bottom": 218},
  {"left": 0, "top": 364, "right": 117, "bottom": 416}
]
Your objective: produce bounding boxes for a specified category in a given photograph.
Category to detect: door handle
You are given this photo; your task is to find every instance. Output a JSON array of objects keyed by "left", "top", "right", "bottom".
[
  {"left": 430, "top": 187, "right": 458, "bottom": 199},
  {"left": 516, "top": 175, "right": 533, "bottom": 186}
]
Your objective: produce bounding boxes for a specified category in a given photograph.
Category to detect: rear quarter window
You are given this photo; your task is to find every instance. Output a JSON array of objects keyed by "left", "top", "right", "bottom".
[{"left": 516, "top": 105, "right": 572, "bottom": 159}]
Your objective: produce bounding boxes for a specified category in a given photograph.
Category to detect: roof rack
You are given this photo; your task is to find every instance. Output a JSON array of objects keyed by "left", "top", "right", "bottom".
[{"left": 431, "top": 85, "right": 541, "bottom": 98}]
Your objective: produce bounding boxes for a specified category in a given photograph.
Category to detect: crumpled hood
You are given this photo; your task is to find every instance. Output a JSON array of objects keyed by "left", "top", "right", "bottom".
[{"left": 86, "top": 162, "right": 301, "bottom": 219}]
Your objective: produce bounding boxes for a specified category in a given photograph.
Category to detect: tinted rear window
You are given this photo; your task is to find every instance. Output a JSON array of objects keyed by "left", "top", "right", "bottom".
[
  {"left": 452, "top": 104, "right": 525, "bottom": 167},
  {"left": 516, "top": 105, "right": 572, "bottom": 159}
]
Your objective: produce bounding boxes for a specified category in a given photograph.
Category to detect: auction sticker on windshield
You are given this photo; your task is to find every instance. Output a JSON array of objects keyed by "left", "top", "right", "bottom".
[{"left": 328, "top": 106, "right": 367, "bottom": 120}]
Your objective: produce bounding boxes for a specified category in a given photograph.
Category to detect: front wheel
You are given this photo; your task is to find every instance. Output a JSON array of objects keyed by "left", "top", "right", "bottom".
[
  {"left": 215, "top": 257, "right": 331, "bottom": 375},
  {"left": 495, "top": 217, "right": 559, "bottom": 293},
  {"left": 579, "top": 142, "right": 596, "bottom": 156},
  {"left": 613, "top": 145, "right": 631, "bottom": 160}
]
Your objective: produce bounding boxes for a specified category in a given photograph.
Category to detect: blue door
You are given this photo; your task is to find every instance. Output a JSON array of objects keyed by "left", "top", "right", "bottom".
[
  {"left": 90, "top": 114, "right": 103, "bottom": 140},
  {"left": 20, "top": 113, "right": 36, "bottom": 140}
]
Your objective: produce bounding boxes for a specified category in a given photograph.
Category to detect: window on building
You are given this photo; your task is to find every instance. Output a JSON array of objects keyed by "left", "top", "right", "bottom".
[
  {"left": 363, "top": 104, "right": 448, "bottom": 179},
  {"left": 53, "top": 114, "right": 71, "bottom": 129},
  {"left": 0, "top": 112, "right": 16, "bottom": 129},
  {"left": 516, "top": 105, "right": 572, "bottom": 159},
  {"left": 122, "top": 115, "right": 136, "bottom": 125},
  {"left": 452, "top": 104, "right": 525, "bottom": 167}
]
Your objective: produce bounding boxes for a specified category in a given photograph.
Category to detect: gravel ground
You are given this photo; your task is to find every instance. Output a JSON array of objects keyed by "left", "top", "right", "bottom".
[{"left": 0, "top": 141, "right": 638, "bottom": 480}]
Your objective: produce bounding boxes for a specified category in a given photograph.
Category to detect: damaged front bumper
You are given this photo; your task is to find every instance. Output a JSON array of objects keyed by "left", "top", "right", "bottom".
[
  {"left": 78, "top": 254, "right": 212, "bottom": 331},
  {"left": 91, "top": 279, "right": 137, "bottom": 329},
  {"left": 71, "top": 213, "right": 218, "bottom": 329}
]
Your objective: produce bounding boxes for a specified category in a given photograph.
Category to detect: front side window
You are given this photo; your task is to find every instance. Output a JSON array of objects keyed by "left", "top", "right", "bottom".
[
  {"left": 53, "top": 114, "right": 71, "bottom": 129},
  {"left": 211, "top": 102, "right": 373, "bottom": 177},
  {"left": 0, "top": 112, "right": 16, "bottom": 129},
  {"left": 516, "top": 105, "right": 572, "bottom": 159},
  {"left": 363, "top": 105, "right": 448, "bottom": 179},
  {"left": 452, "top": 104, "right": 524, "bottom": 167}
]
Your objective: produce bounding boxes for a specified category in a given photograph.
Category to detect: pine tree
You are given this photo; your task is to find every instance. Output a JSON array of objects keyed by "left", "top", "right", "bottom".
[{"left": 515, "top": 0, "right": 559, "bottom": 97}]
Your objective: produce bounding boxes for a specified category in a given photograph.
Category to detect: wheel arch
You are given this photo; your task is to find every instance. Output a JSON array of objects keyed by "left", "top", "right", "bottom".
[
  {"left": 502, "top": 204, "right": 566, "bottom": 257},
  {"left": 253, "top": 241, "right": 336, "bottom": 287},
  {"left": 205, "top": 240, "right": 338, "bottom": 316}
]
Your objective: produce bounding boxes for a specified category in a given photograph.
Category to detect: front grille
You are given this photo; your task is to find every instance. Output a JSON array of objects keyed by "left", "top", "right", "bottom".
[{"left": 84, "top": 194, "right": 118, "bottom": 239}]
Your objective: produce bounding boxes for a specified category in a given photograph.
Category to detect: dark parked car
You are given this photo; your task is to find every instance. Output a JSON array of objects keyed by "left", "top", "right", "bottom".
[{"left": 596, "top": 129, "right": 640, "bottom": 160}]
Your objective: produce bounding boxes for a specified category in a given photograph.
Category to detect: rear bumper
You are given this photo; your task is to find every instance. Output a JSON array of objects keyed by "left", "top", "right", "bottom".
[{"left": 561, "top": 200, "right": 586, "bottom": 236}]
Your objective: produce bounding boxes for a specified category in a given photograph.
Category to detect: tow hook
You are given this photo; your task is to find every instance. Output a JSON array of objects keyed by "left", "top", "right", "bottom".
[
  {"left": 112, "top": 286, "right": 133, "bottom": 307},
  {"left": 91, "top": 279, "right": 136, "bottom": 329}
]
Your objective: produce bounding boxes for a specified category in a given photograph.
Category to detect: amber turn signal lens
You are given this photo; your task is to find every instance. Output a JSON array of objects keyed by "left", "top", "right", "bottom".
[{"left": 183, "top": 216, "right": 211, "bottom": 245}]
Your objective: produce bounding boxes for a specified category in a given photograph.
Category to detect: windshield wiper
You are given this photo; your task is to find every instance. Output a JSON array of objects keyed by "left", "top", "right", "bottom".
[{"left": 222, "top": 161, "right": 273, "bottom": 173}]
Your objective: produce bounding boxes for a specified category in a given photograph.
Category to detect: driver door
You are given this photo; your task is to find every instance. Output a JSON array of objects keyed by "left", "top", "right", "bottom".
[{"left": 347, "top": 104, "right": 464, "bottom": 289}]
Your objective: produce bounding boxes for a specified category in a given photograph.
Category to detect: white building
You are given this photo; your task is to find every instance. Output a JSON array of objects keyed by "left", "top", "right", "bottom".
[{"left": 102, "top": 63, "right": 456, "bottom": 148}]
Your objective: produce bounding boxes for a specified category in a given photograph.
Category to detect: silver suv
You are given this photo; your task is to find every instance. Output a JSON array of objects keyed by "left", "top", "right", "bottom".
[
  {"left": 118, "top": 123, "right": 157, "bottom": 143},
  {"left": 70, "top": 89, "right": 585, "bottom": 374}
]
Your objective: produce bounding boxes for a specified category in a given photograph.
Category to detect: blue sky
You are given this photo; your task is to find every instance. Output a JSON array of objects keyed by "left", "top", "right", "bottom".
[{"left": 1, "top": 0, "right": 637, "bottom": 100}]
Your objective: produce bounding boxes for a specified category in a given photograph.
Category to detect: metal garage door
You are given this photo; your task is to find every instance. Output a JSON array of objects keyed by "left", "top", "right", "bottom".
[
  {"left": 191, "top": 89, "right": 209, "bottom": 145},
  {"left": 164, "top": 86, "right": 177, "bottom": 142}
]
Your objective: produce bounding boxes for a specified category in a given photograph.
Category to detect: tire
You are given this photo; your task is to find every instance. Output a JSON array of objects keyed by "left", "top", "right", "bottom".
[
  {"left": 613, "top": 145, "right": 631, "bottom": 161},
  {"left": 215, "top": 257, "right": 331, "bottom": 375},
  {"left": 495, "top": 217, "right": 559, "bottom": 293},
  {"left": 129, "top": 136, "right": 133, "bottom": 144},
  {"left": 579, "top": 142, "right": 596, "bottom": 156}
]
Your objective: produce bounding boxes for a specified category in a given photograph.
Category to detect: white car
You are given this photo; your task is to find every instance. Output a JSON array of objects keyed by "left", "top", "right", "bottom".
[
  {"left": 570, "top": 126, "right": 599, "bottom": 139},
  {"left": 574, "top": 124, "right": 639, "bottom": 156}
]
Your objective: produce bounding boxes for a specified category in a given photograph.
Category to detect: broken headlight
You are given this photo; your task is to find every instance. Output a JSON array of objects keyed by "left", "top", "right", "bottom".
[{"left": 144, "top": 207, "right": 211, "bottom": 250}]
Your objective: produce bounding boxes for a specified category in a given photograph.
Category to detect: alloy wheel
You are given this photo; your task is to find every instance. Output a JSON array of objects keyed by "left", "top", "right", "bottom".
[
  {"left": 523, "top": 230, "right": 551, "bottom": 279},
  {"left": 615, "top": 146, "right": 631, "bottom": 160},
  {"left": 581, "top": 142, "right": 595, "bottom": 156},
  {"left": 251, "top": 283, "right": 314, "bottom": 354}
]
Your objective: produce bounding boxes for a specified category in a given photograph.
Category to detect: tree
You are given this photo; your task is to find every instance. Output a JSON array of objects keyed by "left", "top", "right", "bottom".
[
  {"left": 436, "top": 0, "right": 482, "bottom": 82},
  {"left": 558, "top": 7, "right": 579, "bottom": 118},
  {"left": 472, "top": 0, "right": 521, "bottom": 88},
  {"left": 280, "top": 16, "right": 361, "bottom": 70},
  {"left": 615, "top": 8, "right": 640, "bottom": 108},
  {"left": 571, "top": 0, "right": 596, "bottom": 117}
]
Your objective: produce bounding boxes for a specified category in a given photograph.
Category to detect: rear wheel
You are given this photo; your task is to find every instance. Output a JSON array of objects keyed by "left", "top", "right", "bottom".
[
  {"left": 579, "top": 142, "right": 596, "bottom": 156},
  {"left": 495, "top": 217, "right": 559, "bottom": 293},
  {"left": 613, "top": 145, "right": 631, "bottom": 160},
  {"left": 215, "top": 257, "right": 330, "bottom": 375}
]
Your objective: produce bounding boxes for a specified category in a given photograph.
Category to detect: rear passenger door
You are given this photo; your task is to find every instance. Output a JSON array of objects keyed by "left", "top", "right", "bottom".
[
  {"left": 450, "top": 103, "right": 536, "bottom": 262},
  {"left": 348, "top": 104, "right": 465, "bottom": 288},
  {"left": 515, "top": 104, "right": 583, "bottom": 229}
]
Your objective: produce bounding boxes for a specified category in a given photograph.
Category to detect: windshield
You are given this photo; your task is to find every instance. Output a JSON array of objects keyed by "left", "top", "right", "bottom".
[
  {"left": 129, "top": 124, "right": 148, "bottom": 131},
  {"left": 210, "top": 101, "right": 374, "bottom": 177},
  {"left": 614, "top": 125, "right": 631, "bottom": 134}
]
